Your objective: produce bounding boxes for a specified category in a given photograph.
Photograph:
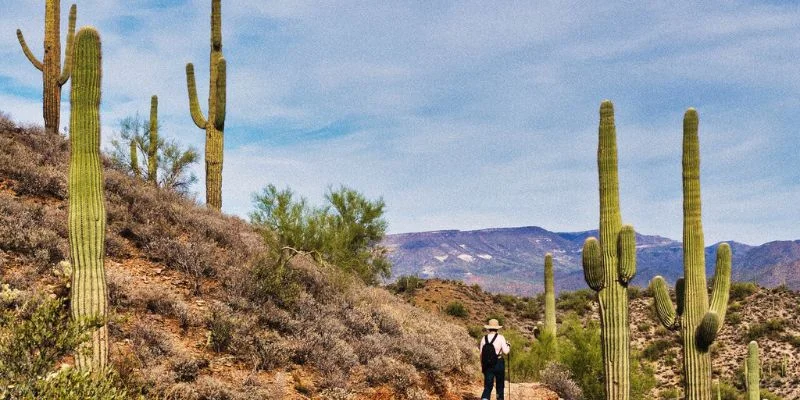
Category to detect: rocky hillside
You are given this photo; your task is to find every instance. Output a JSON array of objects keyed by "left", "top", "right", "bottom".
[
  {"left": 395, "top": 278, "right": 800, "bottom": 399},
  {"left": 0, "top": 116, "right": 484, "bottom": 399},
  {"left": 383, "top": 227, "right": 800, "bottom": 295}
]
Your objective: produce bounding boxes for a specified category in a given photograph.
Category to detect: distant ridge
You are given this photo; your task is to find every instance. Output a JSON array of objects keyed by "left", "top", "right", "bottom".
[{"left": 383, "top": 226, "right": 796, "bottom": 295}]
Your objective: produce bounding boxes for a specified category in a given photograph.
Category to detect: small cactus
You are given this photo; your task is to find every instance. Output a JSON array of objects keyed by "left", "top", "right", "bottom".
[
  {"left": 581, "top": 100, "right": 636, "bottom": 400},
  {"left": 650, "top": 109, "right": 731, "bottom": 400},
  {"left": 186, "top": 0, "right": 226, "bottom": 210},
  {"left": 68, "top": 26, "right": 107, "bottom": 372},
  {"left": 543, "top": 253, "right": 556, "bottom": 337},
  {"left": 744, "top": 341, "right": 760, "bottom": 400},
  {"left": 17, "top": 0, "right": 77, "bottom": 135}
]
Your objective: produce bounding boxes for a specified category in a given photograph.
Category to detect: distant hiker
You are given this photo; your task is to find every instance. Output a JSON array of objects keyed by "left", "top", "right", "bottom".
[{"left": 479, "top": 318, "right": 510, "bottom": 400}]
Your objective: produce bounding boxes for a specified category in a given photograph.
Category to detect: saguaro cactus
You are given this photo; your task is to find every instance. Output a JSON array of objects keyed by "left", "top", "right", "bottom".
[
  {"left": 581, "top": 100, "right": 637, "bottom": 400},
  {"left": 130, "top": 138, "right": 140, "bottom": 178},
  {"left": 186, "top": 0, "right": 227, "bottom": 211},
  {"left": 17, "top": 1, "right": 77, "bottom": 135},
  {"left": 650, "top": 109, "right": 731, "bottom": 400},
  {"left": 68, "top": 26, "right": 107, "bottom": 372},
  {"left": 543, "top": 253, "right": 557, "bottom": 337},
  {"left": 744, "top": 341, "right": 760, "bottom": 400},
  {"left": 148, "top": 95, "right": 159, "bottom": 184}
]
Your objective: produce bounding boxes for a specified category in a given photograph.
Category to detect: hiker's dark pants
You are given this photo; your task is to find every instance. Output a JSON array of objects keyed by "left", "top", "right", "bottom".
[{"left": 481, "top": 358, "right": 505, "bottom": 400}]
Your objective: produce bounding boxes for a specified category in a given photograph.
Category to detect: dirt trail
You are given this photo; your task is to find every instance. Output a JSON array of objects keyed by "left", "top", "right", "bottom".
[{"left": 464, "top": 381, "right": 559, "bottom": 400}]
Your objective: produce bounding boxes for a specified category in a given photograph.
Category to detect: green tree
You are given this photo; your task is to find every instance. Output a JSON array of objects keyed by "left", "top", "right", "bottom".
[
  {"left": 250, "top": 184, "right": 390, "bottom": 284},
  {"left": 109, "top": 114, "right": 198, "bottom": 194}
]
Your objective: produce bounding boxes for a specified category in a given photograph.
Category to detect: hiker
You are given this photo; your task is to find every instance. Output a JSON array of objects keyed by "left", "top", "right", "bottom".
[{"left": 479, "top": 318, "right": 510, "bottom": 400}]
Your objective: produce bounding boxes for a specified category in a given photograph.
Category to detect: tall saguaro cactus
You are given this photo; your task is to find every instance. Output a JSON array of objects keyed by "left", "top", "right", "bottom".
[
  {"left": 543, "top": 253, "right": 557, "bottom": 337},
  {"left": 744, "top": 341, "right": 760, "bottom": 400},
  {"left": 650, "top": 109, "right": 731, "bottom": 400},
  {"left": 68, "top": 26, "right": 107, "bottom": 372},
  {"left": 130, "top": 138, "right": 140, "bottom": 178},
  {"left": 186, "top": 0, "right": 227, "bottom": 211},
  {"left": 148, "top": 95, "right": 159, "bottom": 185},
  {"left": 17, "top": 0, "right": 77, "bottom": 135},
  {"left": 581, "top": 100, "right": 637, "bottom": 400}
]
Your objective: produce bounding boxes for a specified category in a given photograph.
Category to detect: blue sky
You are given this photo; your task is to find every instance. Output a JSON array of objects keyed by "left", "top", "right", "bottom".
[{"left": 1, "top": 1, "right": 799, "bottom": 245}]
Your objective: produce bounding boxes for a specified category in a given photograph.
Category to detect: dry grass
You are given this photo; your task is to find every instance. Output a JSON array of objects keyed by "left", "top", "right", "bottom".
[{"left": 0, "top": 116, "right": 478, "bottom": 399}]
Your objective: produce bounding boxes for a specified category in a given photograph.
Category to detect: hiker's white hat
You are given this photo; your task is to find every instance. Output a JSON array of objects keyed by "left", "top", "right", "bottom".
[{"left": 484, "top": 319, "right": 503, "bottom": 330}]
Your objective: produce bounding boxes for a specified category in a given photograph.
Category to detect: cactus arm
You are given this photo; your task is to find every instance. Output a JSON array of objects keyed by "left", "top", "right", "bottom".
[
  {"left": 214, "top": 58, "right": 226, "bottom": 131},
  {"left": 58, "top": 4, "right": 77, "bottom": 85},
  {"left": 185, "top": 63, "right": 208, "bottom": 129},
  {"left": 582, "top": 237, "right": 605, "bottom": 291},
  {"left": 695, "top": 311, "right": 720, "bottom": 350},
  {"left": 746, "top": 341, "right": 760, "bottom": 400},
  {"left": 16, "top": 29, "right": 44, "bottom": 71},
  {"left": 617, "top": 224, "right": 636, "bottom": 283},
  {"left": 651, "top": 276, "right": 677, "bottom": 329},
  {"left": 709, "top": 243, "right": 731, "bottom": 323}
]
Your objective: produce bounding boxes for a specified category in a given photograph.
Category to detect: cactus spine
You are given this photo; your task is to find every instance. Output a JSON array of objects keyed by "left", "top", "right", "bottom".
[
  {"left": 186, "top": 0, "right": 227, "bottom": 211},
  {"left": 148, "top": 95, "right": 158, "bottom": 185},
  {"left": 581, "top": 100, "right": 637, "bottom": 400},
  {"left": 745, "top": 341, "right": 760, "bottom": 400},
  {"left": 650, "top": 109, "right": 731, "bottom": 400},
  {"left": 130, "top": 138, "right": 140, "bottom": 178},
  {"left": 543, "top": 253, "right": 557, "bottom": 337},
  {"left": 17, "top": 1, "right": 77, "bottom": 135},
  {"left": 68, "top": 26, "right": 107, "bottom": 372}
]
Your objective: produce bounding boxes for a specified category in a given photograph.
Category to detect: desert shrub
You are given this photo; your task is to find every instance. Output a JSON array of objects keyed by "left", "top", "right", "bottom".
[
  {"left": 250, "top": 184, "right": 390, "bottom": 284},
  {"left": 729, "top": 282, "right": 758, "bottom": 302},
  {"left": 0, "top": 197, "right": 65, "bottom": 271},
  {"left": 557, "top": 289, "right": 595, "bottom": 316},
  {"left": 366, "top": 356, "right": 420, "bottom": 391},
  {"left": 391, "top": 275, "right": 425, "bottom": 294},
  {"left": 129, "top": 321, "right": 173, "bottom": 364},
  {"left": 727, "top": 311, "right": 742, "bottom": 325},
  {"left": 506, "top": 328, "right": 557, "bottom": 381},
  {"left": 0, "top": 294, "right": 128, "bottom": 399},
  {"left": 207, "top": 305, "right": 235, "bottom": 353},
  {"left": 519, "top": 296, "right": 544, "bottom": 320},
  {"left": 467, "top": 325, "right": 483, "bottom": 339},
  {"left": 744, "top": 318, "right": 786, "bottom": 342},
  {"left": 444, "top": 301, "right": 469, "bottom": 318},
  {"left": 248, "top": 332, "right": 289, "bottom": 371},
  {"left": 539, "top": 362, "right": 583, "bottom": 400},
  {"left": 558, "top": 317, "right": 654, "bottom": 400},
  {"left": 642, "top": 338, "right": 673, "bottom": 361}
]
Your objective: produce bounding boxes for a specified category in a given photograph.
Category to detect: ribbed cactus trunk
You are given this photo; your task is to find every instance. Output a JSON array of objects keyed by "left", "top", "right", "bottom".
[
  {"left": 543, "top": 253, "right": 556, "bottom": 337},
  {"left": 148, "top": 95, "right": 158, "bottom": 185},
  {"left": 745, "top": 341, "right": 760, "bottom": 400},
  {"left": 186, "top": 0, "right": 227, "bottom": 211},
  {"left": 16, "top": 1, "right": 76, "bottom": 135},
  {"left": 651, "top": 109, "right": 731, "bottom": 400},
  {"left": 581, "top": 101, "right": 637, "bottom": 400},
  {"left": 68, "top": 26, "right": 107, "bottom": 372},
  {"left": 130, "top": 138, "right": 140, "bottom": 178}
]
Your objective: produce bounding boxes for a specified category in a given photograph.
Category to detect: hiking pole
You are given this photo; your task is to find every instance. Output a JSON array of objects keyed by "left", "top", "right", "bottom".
[{"left": 507, "top": 350, "right": 511, "bottom": 400}]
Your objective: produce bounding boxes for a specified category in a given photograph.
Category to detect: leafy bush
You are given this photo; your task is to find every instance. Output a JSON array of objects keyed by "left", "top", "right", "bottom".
[
  {"left": 729, "top": 282, "right": 758, "bottom": 302},
  {"left": 391, "top": 275, "right": 425, "bottom": 294},
  {"left": 444, "top": 301, "right": 469, "bottom": 318},
  {"left": 744, "top": 318, "right": 786, "bottom": 342},
  {"left": 0, "top": 295, "right": 128, "bottom": 399},
  {"left": 251, "top": 184, "right": 390, "bottom": 284},
  {"left": 557, "top": 289, "right": 595, "bottom": 316},
  {"left": 506, "top": 329, "right": 557, "bottom": 382}
]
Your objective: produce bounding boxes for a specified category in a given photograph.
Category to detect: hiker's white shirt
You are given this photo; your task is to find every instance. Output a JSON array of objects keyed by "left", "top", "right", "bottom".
[{"left": 479, "top": 332, "right": 510, "bottom": 357}]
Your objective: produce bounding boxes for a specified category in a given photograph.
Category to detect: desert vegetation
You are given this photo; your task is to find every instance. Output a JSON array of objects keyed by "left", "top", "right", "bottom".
[{"left": 1, "top": 1, "right": 798, "bottom": 399}]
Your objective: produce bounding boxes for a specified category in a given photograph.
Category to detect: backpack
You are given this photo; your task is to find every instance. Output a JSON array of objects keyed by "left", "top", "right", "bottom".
[{"left": 480, "top": 334, "right": 499, "bottom": 372}]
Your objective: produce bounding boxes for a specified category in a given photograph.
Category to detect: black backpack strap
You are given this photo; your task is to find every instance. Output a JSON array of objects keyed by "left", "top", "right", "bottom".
[{"left": 487, "top": 333, "right": 497, "bottom": 345}]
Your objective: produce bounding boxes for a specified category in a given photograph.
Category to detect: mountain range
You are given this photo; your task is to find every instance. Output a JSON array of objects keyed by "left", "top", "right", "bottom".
[{"left": 382, "top": 226, "right": 800, "bottom": 295}]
